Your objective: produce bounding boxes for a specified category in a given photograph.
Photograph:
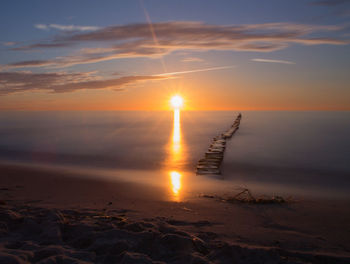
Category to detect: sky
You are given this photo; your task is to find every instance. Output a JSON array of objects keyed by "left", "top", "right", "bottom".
[{"left": 0, "top": 0, "right": 349, "bottom": 111}]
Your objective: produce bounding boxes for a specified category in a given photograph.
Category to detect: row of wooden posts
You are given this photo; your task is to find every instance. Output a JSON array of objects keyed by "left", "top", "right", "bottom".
[{"left": 196, "top": 113, "right": 242, "bottom": 175}]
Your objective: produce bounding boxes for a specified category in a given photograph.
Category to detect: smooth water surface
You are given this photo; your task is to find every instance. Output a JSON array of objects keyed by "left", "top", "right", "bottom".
[{"left": 0, "top": 111, "right": 349, "bottom": 200}]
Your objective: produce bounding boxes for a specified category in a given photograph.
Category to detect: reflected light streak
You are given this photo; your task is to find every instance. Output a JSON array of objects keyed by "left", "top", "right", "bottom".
[
  {"left": 170, "top": 171, "right": 181, "bottom": 197},
  {"left": 172, "top": 109, "right": 181, "bottom": 154},
  {"left": 168, "top": 108, "right": 183, "bottom": 200}
]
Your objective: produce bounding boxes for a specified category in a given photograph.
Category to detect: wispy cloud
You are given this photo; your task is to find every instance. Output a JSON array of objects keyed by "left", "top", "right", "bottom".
[
  {"left": 2, "top": 41, "right": 16, "bottom": 46},
  {"left": 154, "top": 65, "right": 234, "bottom": 76},
  {"left": 35, "top": 23, "right": 100, "bottom": 32},
  {"left": 0, "top": 71, "right": 168, "bottom": 95},
  {"left": 34, "top": 24, "right": 49, "bottom": 30},
  {"left": 6, "top": 21, "right": 348, "bottom": 69},
  {"left": 181, "top": 57, "right": 204, "bottom": 63},
  {"left": 251, "top": 58, "right": 295, "bottom": 65},
  {"left": 0, "top": 65, "right": 232, "bottom": 95}
]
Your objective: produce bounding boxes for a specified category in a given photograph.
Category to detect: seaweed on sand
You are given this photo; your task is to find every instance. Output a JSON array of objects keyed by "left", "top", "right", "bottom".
[{"left": 201, "top": 188, "right": 292, "bottom": 204}]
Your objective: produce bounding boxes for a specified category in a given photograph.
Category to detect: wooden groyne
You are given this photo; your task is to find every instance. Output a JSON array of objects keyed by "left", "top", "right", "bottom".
[{"left": 196, "top": 113, "right": 242, "bottom": 175}]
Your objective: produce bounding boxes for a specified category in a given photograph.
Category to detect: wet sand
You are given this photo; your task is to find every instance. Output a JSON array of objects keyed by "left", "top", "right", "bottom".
[{"left": 1, "top": 164, "right": 350, "bottom": 263}]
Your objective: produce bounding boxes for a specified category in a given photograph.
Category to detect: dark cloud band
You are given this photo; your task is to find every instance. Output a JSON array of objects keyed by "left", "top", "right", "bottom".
[
  {"left": 5, "top": 21, "right": 347, "bottom": 69},
  {"left": 0, "top": 71, "right": 168, "bottom": 95}
]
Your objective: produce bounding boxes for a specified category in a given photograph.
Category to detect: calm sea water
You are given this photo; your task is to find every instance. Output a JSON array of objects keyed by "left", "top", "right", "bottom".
[{"left": 0, "top": 111, "right": 349, "bottom": 199}]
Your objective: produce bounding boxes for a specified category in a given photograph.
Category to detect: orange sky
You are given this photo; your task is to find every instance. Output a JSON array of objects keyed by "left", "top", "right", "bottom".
[{"left": 1, "top": 73, "right": 349, "bottom": 111}]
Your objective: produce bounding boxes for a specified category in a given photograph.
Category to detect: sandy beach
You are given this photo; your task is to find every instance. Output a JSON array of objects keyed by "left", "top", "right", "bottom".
[{"left": 1, "top": 163, "right": 350, "bottom": 264}]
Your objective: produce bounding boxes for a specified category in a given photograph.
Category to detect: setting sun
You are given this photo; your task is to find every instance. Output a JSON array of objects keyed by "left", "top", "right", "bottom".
[{"left": 170, "top": 95, "right": 183, "bottom": 109}]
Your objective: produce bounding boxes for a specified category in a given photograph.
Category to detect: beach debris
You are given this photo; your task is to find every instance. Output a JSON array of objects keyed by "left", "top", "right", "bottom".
[
  {"left": 200, "top": 188, "right": 290, "bottom": 204},
  {"left": 226, "top": 188, "right": 287, "bottom": 204},
  {"left": 196, "top": 113, "right": 242, "bottom": 175},
  {"left": 182, "top": 207, "right": 193, "bottom": 212}
]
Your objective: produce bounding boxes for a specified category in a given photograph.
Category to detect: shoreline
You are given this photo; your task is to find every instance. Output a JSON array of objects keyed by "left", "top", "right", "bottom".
[{"left": 1, "top": 163, "right": 350, "bottom": 263}]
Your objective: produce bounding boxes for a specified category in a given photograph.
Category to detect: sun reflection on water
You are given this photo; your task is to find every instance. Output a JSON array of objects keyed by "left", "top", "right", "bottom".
[
  {"left": 167, "top": 108, "right": 184, "bottom": 201},
  {"left": 172, "top": 109, "right": 181, "bottom": 155},
  {"left": 170, "top": 171, "right": 181, "bottom": 197}
]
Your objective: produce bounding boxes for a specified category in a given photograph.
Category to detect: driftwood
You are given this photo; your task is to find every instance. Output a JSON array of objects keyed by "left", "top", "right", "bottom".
[{"left": 200, "top": 188, "right": 291, "bottom": 204}]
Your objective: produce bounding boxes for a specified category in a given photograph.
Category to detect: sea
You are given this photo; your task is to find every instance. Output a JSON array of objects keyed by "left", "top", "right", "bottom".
[{"left": 0, "top": 111, "right": 349, "bottom": 200}]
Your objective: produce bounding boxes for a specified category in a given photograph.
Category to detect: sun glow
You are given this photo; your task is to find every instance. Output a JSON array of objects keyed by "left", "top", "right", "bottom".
[{"left": 170, "top": 95, "right": 183, "bottom": 109}]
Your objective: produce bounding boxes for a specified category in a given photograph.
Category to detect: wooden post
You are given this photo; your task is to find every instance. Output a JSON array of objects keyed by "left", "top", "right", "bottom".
[{"left": 196, "top": 113, "right": 242, "bottom": 175}]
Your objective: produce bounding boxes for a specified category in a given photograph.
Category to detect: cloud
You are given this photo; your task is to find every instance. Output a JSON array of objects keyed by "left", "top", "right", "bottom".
[
  {"left": 35, "top": 23, "right": 100, "bottom": 32},
  {"left": 311, "top": 0, "right": 350, "bottom": 6},
  {"left": 35, "top": 24, "right": 49, "bottom": 30},
  {"left": 181, "top": 57, "right": 204, "bottom": 62},
  {"left": 2, "top": 41, "right": 16, "bottom": 46},
  {"left": 0, "top": 64, "right": 234, "bottom": 95},
  {"left": 251, "top": 58, "right": 295, "bottom": 65},
  {"left": 0, "top": 71, "right": 168, "bottom": 95},
  {"left": 155, "top": 65, "right": 234, "bottom": 76},
  {"left": 7, "top": 60, "right": 54, "bottom": 68},
  {"left": 12, "top": 43, "right": 71, "bottom": 51},
  {"left": 7, "top": 21, "right": 348, "bottom": 69}
]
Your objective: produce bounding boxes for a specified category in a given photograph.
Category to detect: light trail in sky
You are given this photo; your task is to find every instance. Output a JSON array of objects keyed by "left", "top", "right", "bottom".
[
  {"left": 139, "top": 0, "right": 168, "bottom": 73},
  {"left": 251, "top": 58, "right": 295, "bottom": 65},
  {"left": 154, "top": 65, "right": 235, "bottom": 76}
]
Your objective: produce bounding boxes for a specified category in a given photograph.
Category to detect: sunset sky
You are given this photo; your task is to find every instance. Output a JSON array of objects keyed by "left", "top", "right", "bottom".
[{"left": 0, "top": 0, "right": 349, "bottom": 110}]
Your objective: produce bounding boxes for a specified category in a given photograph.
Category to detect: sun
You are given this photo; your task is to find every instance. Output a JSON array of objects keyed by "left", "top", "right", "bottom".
[{"left": 170, "top": 95, "right": 183, "bottom": 109}]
